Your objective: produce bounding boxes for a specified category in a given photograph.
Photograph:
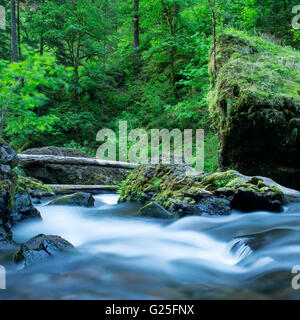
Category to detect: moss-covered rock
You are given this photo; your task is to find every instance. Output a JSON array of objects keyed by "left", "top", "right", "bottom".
[
  {"left": 119, "top": 164, "right": 285, "bottom": 216},
  {"left": 208, "top": 29, "right": 300, "bottom": 190},
  {"left": 47, "top": 192, "right": 95, "bottom": 207},
  {"left": 17, "top": 176, "right": 54, "bottom": 196}
]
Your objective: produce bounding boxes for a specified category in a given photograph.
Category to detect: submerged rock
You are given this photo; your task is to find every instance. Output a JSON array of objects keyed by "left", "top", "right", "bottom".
[
  {"left": 139, "top": 202, "right": 173, "bottom": 219},
  {"left": 47, "top": 192, "right": 95, "bottom": 207},
  {"left": 14, "top": 234, "right": 74, "bottom": 268},
  {"left": 208, "top": 30, "right": 300, "bottom": 190},
  {"left": 119, "top": 164, "right": 286, "bottom": 217},
  {"left": 21, "top": 147, "right": 130, "bottom": 185}
]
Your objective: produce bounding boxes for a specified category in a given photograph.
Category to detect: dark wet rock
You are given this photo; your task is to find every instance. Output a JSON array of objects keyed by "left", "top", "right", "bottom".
[
  {"left": 197, "top": 197, "right": 231, "bottom": 216},
  {"left": 0, "top": 142, "right": 42, "bottom": 229},
  {"left": 172, "top": 197, "right": 231, "bottom": 217},
  {"left": 47, "top": 192, "right": 95, "bottom": 207},
  {"left": 0, "top": 141, "right": 18, "bottom": 168},
  {"left": 0, "top": 225, "right": 16, "bottom": 250},
  {"left": 21, "top": 147, "right": 129, "bottom": 185},
  {"left": 10, "top": 193, "right": 42, "bottom": 226},
  {"left": 139, "top": 202, "right": 173, "bottom": 219},
  {"left": 229, "top": 189, "right": 282, "bottom": 212},
  {"left": 14, "top": 234, "right": 74, "bottom": 268}
]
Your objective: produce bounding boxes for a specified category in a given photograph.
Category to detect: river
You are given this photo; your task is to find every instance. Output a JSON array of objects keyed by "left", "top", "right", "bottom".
[{"left": 0, "top": 193, "right": 300, "bottom": 299}]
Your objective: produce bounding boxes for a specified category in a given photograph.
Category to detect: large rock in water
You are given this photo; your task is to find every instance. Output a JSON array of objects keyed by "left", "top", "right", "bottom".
[
  {"left": 14, "top": 234, "right": 74, "bottom": 268},
  {"left": 208, "top": 30, "right": 300, "bottom": 190},
  {"left": 119, "top": 164, "right": 287, "bottom": 217},
  {"left": 21, "top": 147, "right": 130, "bottom": 185},
  {"left": 47, "top": 192, "right": 95, "bottom": 207}
]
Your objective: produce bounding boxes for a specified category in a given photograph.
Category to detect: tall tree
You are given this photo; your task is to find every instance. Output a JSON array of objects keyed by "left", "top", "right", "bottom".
[
  {"left": 133, "top": 0, "right": 140, "bottom": 67},
  {"left": 11, "top": 0, "right": 18, "bottom": 62},
  {"left": 17, "top": 0, "right": 21, "bottom": 58},
  {"left": 160, "top": 0, "right": 179, "bottom": 97},
  {"left": 208, "top": 0, "right": 217, "bottom": 86}
]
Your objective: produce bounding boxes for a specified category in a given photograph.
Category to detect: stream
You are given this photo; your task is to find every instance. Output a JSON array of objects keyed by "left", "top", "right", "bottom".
[{"left": 1, "top": 193, "right": 300, "bottom": 299}]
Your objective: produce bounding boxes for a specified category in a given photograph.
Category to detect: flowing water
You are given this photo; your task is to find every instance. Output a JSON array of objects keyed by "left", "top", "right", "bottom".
[{"left": 1, "top": 193, "right": 300, "bottom": 300}]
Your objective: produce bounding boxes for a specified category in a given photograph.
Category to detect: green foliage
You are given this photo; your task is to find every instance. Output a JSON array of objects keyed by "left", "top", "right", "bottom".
[
  {"left": 0, "top": 50, "right": 70, "bottom": 148},
  {"left": 63, "top": 140, "right": 95, "bottom": 157},
  {"left": 1, "top": 0, "right": 299, "bottom": 173}
]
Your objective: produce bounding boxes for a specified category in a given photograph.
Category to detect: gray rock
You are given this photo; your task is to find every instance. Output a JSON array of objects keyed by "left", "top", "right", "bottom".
[
  {"left": 14, "top": 234, "right": 74, "bottom": 268},
  {"left": 0, "top": 142, "right": 18, "bottom": 168},
  {"left": 0, "top": 225, "right": 17, "bottom": 251},
  {"left": 47, "top": 192, "right": 95, "bottom": 207},
  {"left": 139, "top": 202, "right": 173, "bottom": 219},
  {"left": 172, "top": 197, "right": 231, "bottom": 217},
  {"left": 10, "top": 193, "right": 42, "bottom": 226},
  {"left": 197, "top": 197, "right": 231, "bottom": 216}
]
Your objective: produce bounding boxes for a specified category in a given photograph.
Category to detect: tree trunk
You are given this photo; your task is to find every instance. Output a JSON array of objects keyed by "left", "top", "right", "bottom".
[
  {"left": 46, "top": 185, "right": 119, "bottom": 195},
  {"left": 11, "top": 0, "right": 18, "bottom": 62},
  {"left": 133, "top": 0, "right": 140, "bottom": 68},
  {"left": 170, "top": 3, "right": 178, "bottom": 98},
  {"left": 208, "top": 0, "right": 217, "bottom": 87},
  {"left": 17, "top": 0, "right": 21, "bottom": 58},
  {"left": 40, "top": 34, "right": 44, "bottom": 55},
  {"left": 18, "top": 154, "right": 138, "bottom": 169}
]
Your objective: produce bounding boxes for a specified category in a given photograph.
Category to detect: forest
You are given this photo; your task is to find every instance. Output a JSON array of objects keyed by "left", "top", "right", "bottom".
[
  {"left": 1, "top": 0, "right": 300, "bottom": 301},
  {"left": 0, "top": 0, "right": 299, "bottom": 172}
]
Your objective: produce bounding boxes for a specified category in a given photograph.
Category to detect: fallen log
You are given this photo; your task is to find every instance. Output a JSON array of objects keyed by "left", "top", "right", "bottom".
[
  {"left": 18, "top": 154, "right": 138, "bottom": 170},
  {"left": 46, "top": 184, "right": 119, "bottom": 195}
]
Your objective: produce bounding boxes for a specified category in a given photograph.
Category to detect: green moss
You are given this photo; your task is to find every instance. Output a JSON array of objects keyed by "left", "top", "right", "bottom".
[
  {"left": 208, "top": 29, "right": 300, "bottom": 181},
  {"left": 200, "top": 171, "right": 236, "bottom": 191},
  {"left": 17, "top": 176, "right": 54, "bottom": 194}
]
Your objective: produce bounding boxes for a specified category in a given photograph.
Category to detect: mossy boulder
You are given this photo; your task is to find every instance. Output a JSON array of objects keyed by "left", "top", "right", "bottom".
[
  {"left": 21, "top": 147, "right": 130, "bottom": 185},
  {"left": 47, "top": 192, "right": 95, "bottom": 207},
  {"left": 208, "top": 29, "right": 300, "bottom": 190},
  {"left": 119, "top": 164, "right": 285, "bottom": 216}
]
